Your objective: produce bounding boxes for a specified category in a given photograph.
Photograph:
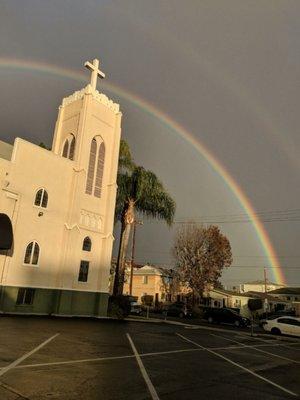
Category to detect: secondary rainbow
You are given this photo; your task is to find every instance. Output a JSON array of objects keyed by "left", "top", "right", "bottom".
[{"left": 0, "top": 57, "right": 286, "bottom": 284}]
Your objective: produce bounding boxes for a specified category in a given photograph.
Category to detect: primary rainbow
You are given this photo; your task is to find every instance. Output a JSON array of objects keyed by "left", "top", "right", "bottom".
[{"left": 0, "top": 57, "right": 286, "bottom": 284}]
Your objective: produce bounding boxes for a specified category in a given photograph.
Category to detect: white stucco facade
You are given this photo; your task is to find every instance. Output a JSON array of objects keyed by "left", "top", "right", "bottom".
[{"left": 0, "top": 70, "right": 122, "bottom": 315}]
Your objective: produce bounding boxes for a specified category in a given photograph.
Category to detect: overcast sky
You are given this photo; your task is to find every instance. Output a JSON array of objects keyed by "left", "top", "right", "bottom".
[{"left": 0, "top": 1, "right": 299, "bottom": 286}]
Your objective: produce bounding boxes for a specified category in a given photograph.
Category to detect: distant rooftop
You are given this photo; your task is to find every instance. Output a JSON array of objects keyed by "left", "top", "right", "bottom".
[
  {"left": 133, "top": 265, "right": 171, "bottom": 276},
  {"left": 268, "top": 287, "right": 300, "bottom": 295},
  {"left": 0, "top": 140, "right": 13, "bottom": 161},
  {"left": 242, "top": 280, "right": 282, "bottom": 286},
  {"left": 246, "top": 291, "right": 290, "bottom": 302},
  {"left": 211, "top": 288, "right": 255, "bottom": 298}
]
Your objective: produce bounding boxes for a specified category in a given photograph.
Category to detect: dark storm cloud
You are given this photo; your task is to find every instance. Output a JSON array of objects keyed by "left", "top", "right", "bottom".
[{"left": 0, "top": 0, "right": 299, "bottom": 285}]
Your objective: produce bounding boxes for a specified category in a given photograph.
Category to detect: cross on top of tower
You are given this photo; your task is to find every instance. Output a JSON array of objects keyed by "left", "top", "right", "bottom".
[{"left": 84, "top": 58, "right": 105, "bottom": 90}]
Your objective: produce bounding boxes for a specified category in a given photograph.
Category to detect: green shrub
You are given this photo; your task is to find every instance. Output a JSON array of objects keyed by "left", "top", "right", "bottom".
[{"left": 108, "top": 295, "right": 131, "bottom": 319}]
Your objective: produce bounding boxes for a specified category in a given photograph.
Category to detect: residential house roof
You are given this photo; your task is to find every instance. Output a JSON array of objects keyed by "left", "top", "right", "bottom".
[
  {"left": 242, "top": 280, "right": 282, "bottom": 286},
  {"left": 268, "top": 287, "right": 300, "bottom": 295},
  {"left": 210, "top": 288, "right": 255, "bottom": 298},
  {"left": 132, "top": 265, "right": 171, "bottom": 277},
  {"left": 246, "top": 291, "right": 290, "bottom": 303}
]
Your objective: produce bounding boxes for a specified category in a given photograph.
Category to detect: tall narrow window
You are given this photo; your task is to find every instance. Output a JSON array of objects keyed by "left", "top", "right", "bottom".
[
  {"left": 34, "top": 189, "right": 48, "bottom": 208},
  {"left": 62, "top": 134, "right": 76, "bottom": 160},
  {"left": 85, "top": 137, "right": 105, "bottom": 198},
  {"left": 86, "top": 139, "right": 97, "bottom": 195},
  {"left": 24, "top": 241, "right": 40, "bottom": 265},
  {"left": 82, "top": 237, "right": 92, "bottom": 251},
  {"left": 78, "top": 260, "right": 89, "bottom": 282},
  {"left": 94, "top": 142, "right": 105, "bottom": 198}
]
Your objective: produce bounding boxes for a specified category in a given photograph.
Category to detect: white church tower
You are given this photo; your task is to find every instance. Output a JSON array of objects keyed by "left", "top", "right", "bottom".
[{"left": 0, "top": 59, "right": 121, "bottom": 316}]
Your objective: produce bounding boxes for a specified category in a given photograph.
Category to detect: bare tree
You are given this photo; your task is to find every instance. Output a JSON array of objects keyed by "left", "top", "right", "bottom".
[{"left": 173, "top": 223, "right": 232, "bottom": 296}]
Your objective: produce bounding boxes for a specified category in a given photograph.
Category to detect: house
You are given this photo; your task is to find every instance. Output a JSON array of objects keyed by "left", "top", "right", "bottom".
[
  {"left": 239, "top": 280, "right": 285, "bottom": 294},
  {"left": 207, "top": 288, "right": 255, "bottom": 318},
  {"left": 0, "top": 58, "right": 121, "bottom": 317},
  {"left": 206, "top": 288, "right": 293, "bottom": 318},
  {"left": 247, "top": 291, "right": 292, "bottom": 314},
  {"left": 267, "top": 287, "right": 300, "bottom": 302},
  {"left": 123, "top": 265, "right": 174, "bottom": 304}
]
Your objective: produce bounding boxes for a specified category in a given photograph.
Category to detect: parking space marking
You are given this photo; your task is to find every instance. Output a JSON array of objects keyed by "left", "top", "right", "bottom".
[
  {"left": 176, "top": 333, "right": 298, "bottom": 397},
  {"left": 238, "top": 334, "right": 300, "bottom": 351},
  {"left": 1, "top": 339, "right": 298, "bottom": 372},
  {"left": 211, "top": 334, "right": 300, "bottom": 364},
  {"left": 127, "top": 333, "right": 160, "bottom": 400},
  {"left": 15, "top": 354, "right": 136, "bottom": 369},
  {"left": 0, "top": 333, "right": 60, "bottom": 377}
]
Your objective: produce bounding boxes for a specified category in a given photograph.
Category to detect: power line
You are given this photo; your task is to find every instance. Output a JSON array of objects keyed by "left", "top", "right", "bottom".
[
  {"left": 175, "top": 208, "right": 300, "bottom": 219},
  {"left": 144, "top": 207, "right": 300, "bottom": 224},
  {"left": 137, "top": 250, "right": 300, "bottom": 259},
  {"left": 173, "top": 217, "right": 300, "bottom": 224},
  {"left": 136, "top": 260, "right": 299, "bottom": 269}
]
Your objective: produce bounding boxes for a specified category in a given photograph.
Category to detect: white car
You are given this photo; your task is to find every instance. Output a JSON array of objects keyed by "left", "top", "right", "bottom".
[{"left": 263, "top": 316, "right": 300, "bottom": 337}]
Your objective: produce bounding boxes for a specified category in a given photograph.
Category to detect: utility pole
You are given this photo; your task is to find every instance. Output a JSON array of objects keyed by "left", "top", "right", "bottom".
[
  {"left": 264, "top": 267, "right": 268, "bottom": 294},
  {"left": 264, "top": 267, "right": 268, "bottom": 319},
  {"left": 129, "top": 220, "right": 143, "bottom": 295}
]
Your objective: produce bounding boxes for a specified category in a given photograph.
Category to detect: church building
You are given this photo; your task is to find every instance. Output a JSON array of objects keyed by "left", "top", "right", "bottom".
[{"left": 0, "top": 59, "right": 121, "bottom": 317}]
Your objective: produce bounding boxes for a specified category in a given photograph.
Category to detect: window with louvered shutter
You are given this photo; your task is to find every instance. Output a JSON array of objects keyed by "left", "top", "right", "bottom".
[
  {"left": 94, "top": 142, "right": 105, "bottom": 198},
  {"left": 86, "top": 139, "right": 97, "bottom": 195}
]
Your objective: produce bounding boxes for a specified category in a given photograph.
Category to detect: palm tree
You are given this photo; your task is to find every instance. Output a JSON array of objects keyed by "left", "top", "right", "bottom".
[
  {"left": 113, "top": 165, "right": 176, "bottom": 295},
  {"left": 117, "top": 139, "right": 135, "bottom": 172}
]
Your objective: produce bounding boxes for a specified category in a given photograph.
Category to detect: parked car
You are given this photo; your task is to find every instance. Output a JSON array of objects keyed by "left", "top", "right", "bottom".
[
  {"left": 203, "top": 307, "right": 250, "bottom": 327},
  {"left": 262, "top": 316, "right": 300, "bottom": 337},
  {"left": 258, "top": 310, "right": 296, "bottom": 327},
  {"left": 165, "top": 302, "right": 193, "bottom": 318},
  {"left": 130, "top": 301, "right": 142, "bottom": 316}
]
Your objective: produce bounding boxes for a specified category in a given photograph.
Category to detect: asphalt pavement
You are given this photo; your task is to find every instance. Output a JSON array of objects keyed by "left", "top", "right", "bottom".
[{"left": 0, "top": 316, "right": 299, "bottom": 399}]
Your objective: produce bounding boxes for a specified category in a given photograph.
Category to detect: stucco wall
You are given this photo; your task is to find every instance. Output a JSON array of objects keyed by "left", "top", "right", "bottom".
[
  {"left": 0, "top": 286, "right": 108, "bottom": 316},
  {"left": 0, "top": 85, "right": 121, "bottom": 301}
]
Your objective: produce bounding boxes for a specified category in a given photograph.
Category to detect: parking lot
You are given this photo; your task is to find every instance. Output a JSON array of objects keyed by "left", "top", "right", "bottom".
[{"left": 0, "top": 316, "right": 299, "bottom": 399}]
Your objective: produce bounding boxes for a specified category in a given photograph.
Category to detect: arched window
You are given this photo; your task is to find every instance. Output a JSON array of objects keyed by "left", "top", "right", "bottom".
[
  {"left": 85, "top": 137, "right": 105, "bottom": 198},
  {"left": 82, "top": 237, "right": 92, "bottom": 251},
  {"left": 24, "top": 241, "right": 40, "bottom": 265},
  {"left": 62, "top": 134, "right": 76, "bottom": 160},
  {"left": 34, "top": 189, "right": 48, "bottom": 208},
  {"left": 94, "top": 142, "right": 105, "bottom": 198}
]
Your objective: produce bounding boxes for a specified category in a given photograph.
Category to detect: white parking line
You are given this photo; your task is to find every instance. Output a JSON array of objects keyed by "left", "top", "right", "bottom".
[
  {"left": 0, "top": 333, "right": 60, "bottom": 377},
  {"left": 6, "top": 340, "right": 299, "bottom": 371},
  {"left": 237, "top": 334, "right": 300, "bottom": 351},
  {"left": 176, "top": 333, "right": 298, "bottom": 397},
  {"left": 16, "top": 354, "right": 135, "bottom": 369},
  {"left": 126, "top": 333, "right": 160, "bottom": 400},
  {"left": 211, "top": 333, "right": 300, "bottom": 364}
]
